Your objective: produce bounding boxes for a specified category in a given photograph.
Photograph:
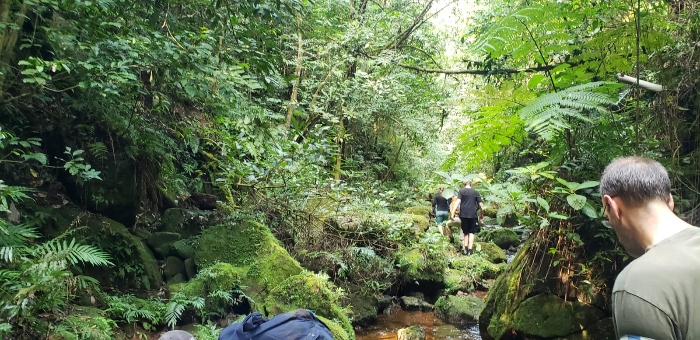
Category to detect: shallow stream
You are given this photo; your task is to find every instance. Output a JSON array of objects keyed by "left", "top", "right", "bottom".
[{"left": 354, "top": 309, "right": 482, "bottom": 340}]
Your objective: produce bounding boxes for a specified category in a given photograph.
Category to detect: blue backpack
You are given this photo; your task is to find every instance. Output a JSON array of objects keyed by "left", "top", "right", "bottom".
[{"left": 218, "top": 309, "right": 335, "bottom": 340}]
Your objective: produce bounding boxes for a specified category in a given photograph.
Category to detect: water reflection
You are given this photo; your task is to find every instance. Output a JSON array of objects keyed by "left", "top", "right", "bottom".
[{"left": 354, "top": 309, "right": 482, "bottom": 340}]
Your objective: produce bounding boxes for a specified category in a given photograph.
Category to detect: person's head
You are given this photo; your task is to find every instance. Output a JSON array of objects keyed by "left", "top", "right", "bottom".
[
  {"left": 463, "top": 180, "right": 472, "bottom": 187},
  {"left": 438, "top": 186, "right": 445, "bottom": 193},
  {"left": 600, "top": 156, "right": 674, "bottom": 257}
]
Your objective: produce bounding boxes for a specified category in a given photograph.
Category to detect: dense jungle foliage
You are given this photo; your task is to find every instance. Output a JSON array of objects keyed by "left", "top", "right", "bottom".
[{"left": 1, "top": 0, "right": 700, "bottom": 339}]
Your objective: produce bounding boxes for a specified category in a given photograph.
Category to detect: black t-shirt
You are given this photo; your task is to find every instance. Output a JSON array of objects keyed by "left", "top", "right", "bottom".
[
  {"left": 458, "top": 187, "right": 482, "bottom": 218},
  {"left": 432, "top": 193, "right": 449, "bottom": 212}
]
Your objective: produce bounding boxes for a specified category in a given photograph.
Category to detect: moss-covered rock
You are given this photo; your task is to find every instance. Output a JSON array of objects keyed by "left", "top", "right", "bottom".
[
  {"left": 244, "top": 243, "right": 303, "bottom": 305},
  {"left": 194, "top": 221, "right": 278, "bottom": 268},
  {"left": 399, "top": 296, "right": 422, "bottom": 311},
  {"left": 169, "top": 262, "right": 245, "bottom": 316},
  {"left": 434, "top": 295, "right": 484, "bottom": 324},
  {"left": 443, "top": 268, "right": 475, "bottom": 294},
  {"left": 163, "top": 256, "right": 186, "bottom": 278},
  {"left": 147, "top": 232, "right": 182, "bottom": 258},
  {"left": 511, "top": 294, "right": 605, "bottom": 338},
  {"left": 395, "top": 246, "right": 446, "bottom": 283},
  {"left": 476, "top": 242, "right": 506, "bottom": 263},
  {"left": 171, "top": 239, "right": 195, "bottom": 259},
  {"left": 403, "top": 206, "right": 430, "bottom": 216},
  {"left": 347, "top": 293, "right": 378, "bottom": 326},
  {"left": 481, "top": 228, "right": 520, "bottom": 249},
  {"left": 397, "top": 325, "right": 425, "bottom": 340},
  {"left": 46, "top": 207, "right": 163, "bottom": 290},
  {"left": 264, "top": 273, "right": 353, "bottom": 338},
  {"left": 167, "top": 273, "right": 186, "bottom": 285},
  {"left": 184, "top": 257, "right": 197, "bottom": 279},
  {"left": 317, "top": 315, "right": 350, "bottom": 340}
]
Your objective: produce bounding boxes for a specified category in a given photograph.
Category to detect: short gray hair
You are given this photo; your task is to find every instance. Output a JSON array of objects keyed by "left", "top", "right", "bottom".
[{"left": 599, "top": 156, "right": 671, "bottom": 207}]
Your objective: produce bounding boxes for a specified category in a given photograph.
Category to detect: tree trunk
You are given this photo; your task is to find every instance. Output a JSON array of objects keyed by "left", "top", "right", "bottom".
[
  {"left": 0, "top": 0, "right": 29, "bottom": 98},
  {"left": 285, "top": 14, "right": 304, "bottom": 128},
  {"left": 334, "top": 112, "right": 344, "bottom": 180}
]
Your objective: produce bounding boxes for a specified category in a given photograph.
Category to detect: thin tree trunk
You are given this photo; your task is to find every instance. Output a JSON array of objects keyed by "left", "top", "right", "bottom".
[
  {"left": 382, "top": 136, "right": 405, "bottom": 183},
  {"left": 334, "top": 111, "right": 344, "bottom": 180},
  {"left": 0, "top": 0, "right": 29, "bottom": 98},
  {"left": 285, "top": 14, "right": 303, "bottom": 128}
]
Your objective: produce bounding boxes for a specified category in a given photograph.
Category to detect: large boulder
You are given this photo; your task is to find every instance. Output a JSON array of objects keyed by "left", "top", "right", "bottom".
[
  {"left": 476, "top": 242, "right": 506, "bottom": 264},
  {"left": 46, "top": 206, "right": 163, "bottom": 290},
  {"left": 479, "top": 239, "right": 609, "bottom": 339},
  {"left": 480, "top": 228, "right": 520, "bottom": 249},
  {"left": 435, "top": 295, "right": 484, "bottom": 324},
  {"left": 147, "top": 232, "right": 182, "bottom": 258},
  {"left": 510, "top": 294, "right": 605, "bottom": 338},
  {"left": 193, "top": 220, "right": 354, "bottom": 339},
  {"left": 395, "top": 245, "right": 446, "bottom": 283},
  {"left": 264, "top": 273, "right": 353, "bottom": 338},
  {"left": 346, "top": 293, "right": 378, "bottom": 326},
  {"left": 169, "top": 262, "right": 246, "bottom": 316}
]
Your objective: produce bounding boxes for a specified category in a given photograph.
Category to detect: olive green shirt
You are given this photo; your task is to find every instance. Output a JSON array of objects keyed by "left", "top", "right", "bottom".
[{"left": 613, "top": 227, "right": 700, "bottom": 340}]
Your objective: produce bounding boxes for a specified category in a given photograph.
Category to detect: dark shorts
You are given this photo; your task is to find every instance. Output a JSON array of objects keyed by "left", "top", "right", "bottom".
[{"left": 460, "top": 218, "right": 479, "bottom": 234}]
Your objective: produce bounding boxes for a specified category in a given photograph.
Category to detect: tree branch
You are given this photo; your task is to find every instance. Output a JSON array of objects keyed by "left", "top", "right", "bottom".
[{"left": 398, "top": 63, "right": 558, "bottom": 75}]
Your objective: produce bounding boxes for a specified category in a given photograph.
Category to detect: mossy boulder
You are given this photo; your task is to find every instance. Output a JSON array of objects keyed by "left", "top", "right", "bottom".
[
  {"left": 435, "top": 295, "right": 484, "bottom": 324},
  {"left": 244, "top": 242, "right": 303, "bottom": 305},
  {"left": 184, "top": 257, "right": 197, "bottom": 279},
  {"left": 397, "top": 325, "right": 425, "bottom": 340},
  {"left": 194, "top": 221, "right": 279, "bottom": 268},
  {"left": 317, "top": 315, "right": 350, "bottom": 340},
  {"left": 163, "top": 256, "right": 186, "bottom": 278},
  {"left": 347, "top": 293, "right": 378, "bottom": 326},
  {"left": 264, "top": 273, "right": 353, "bottom": 338},
  {"left": 169, "top": 262, "right": 245, "bottom": 315},
  {"left": 147, "top": 232, "right": 182, "bottom": 258},
  {"left": 403, "top": 206, "right": 430, "bottom": 216},
  {"left": 510, "top": 294, "right": 605, "bottom": 338},
  {"left": 47, "top": 207, "right": 162, "bottom": 290},
  {"left": 395, "top": 246, "right": 445, "bottom": 283},
  {"left": 171, "top": 239, "right": 195, "bottom": 259},
  {"left": 449, "top": 253, "right": 503, "bottom": 282},
  {"left": 481, "top": 228, "right": 520, "bottom": 249},
  {"left": 476, "top": 242, "right": 506, "bottom": 264},
  {"left": 443, "top": 268, "right": 475, "bottom": 294}
]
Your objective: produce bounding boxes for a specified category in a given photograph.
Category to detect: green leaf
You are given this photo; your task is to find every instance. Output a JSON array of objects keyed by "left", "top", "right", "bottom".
[
  {"left": 185, "top": 85, "right": 196, "bottom": 97},
  {"left": 566, "top": 194, "right": 587, "bottom": 210},
  {"left": 22, "top": 153, "right": 47, "bottom": 165},
  {"left": 581, "top": 202, "right": 598, "bottom": 219},
  {"left": 574, "top": 180, "right": 599, "bottom": 191},
  {"left": 536, "top": 196, "right": 549, "bottom": 212},
  {"left": 548, "top": 212, "right": 569, "bottom": 220},
  {"left": 528, "top": 74, "right": 545, "bottom": 89}
]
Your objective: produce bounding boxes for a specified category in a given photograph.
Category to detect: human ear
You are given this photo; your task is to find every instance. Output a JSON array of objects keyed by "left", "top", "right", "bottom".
[
  {"left": 603, "top": 195, "right": 621, "bottom": 220},
  {"left": 668, "top": 194, "right": 675, "bottom": 211}
]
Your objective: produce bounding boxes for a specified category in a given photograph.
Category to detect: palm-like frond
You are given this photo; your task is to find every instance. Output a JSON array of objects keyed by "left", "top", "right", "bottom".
[
  {"left": 30, "top": 238, "right": 113, "bottom": 267},
  {"left": 519, "top": 82, "right": 620, "bottom": 140}
]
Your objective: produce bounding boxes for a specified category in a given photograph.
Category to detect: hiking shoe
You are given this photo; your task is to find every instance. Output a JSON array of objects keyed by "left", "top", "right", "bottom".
[
  {"left": 462, "top": 249, "right": 468, "bottom": 255},
  {"left": 467, "top": 249, "right": 473, "bottom": 256}
]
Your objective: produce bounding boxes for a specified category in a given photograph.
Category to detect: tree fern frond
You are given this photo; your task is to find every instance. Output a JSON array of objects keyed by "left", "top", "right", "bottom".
[
  {"left": 165, "top": 300, "right": 186, "bottom": 329},
  {"left": 520, "top": 81, "right": 620, "bottom": 140},
  {"left": 32, "top": 238, "right": 112, "bottom": 267}
]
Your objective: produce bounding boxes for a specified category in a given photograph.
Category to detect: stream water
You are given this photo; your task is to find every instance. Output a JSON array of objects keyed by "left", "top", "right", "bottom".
[{"left": 354, "top": 309, "right": 482, "bottom": 340}]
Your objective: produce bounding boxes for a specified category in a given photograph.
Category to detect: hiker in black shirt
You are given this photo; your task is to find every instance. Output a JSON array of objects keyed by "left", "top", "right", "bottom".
[
  {"left": 451, "top": 180, "right": 484, "bottom": 255},
  {"left": 432, "top": 186, "right": 450, "bottom": 235}
]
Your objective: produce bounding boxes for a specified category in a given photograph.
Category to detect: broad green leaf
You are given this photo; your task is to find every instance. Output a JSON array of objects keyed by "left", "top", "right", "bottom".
[
  {"left": 575, "top": 181, "right": 600, "bottom": 191},
  {"left": 528, "top": 74, "right": 545, "bottom": 89},
  {"left": 548, "top": 212, "right": 569, "bottom": 220},
  {"left": 566, "top": 194, "right": 587, "bottom": 210},
  {"left": 22, "top": 153, "right": 47, "bottom": 165},
  {"left": 185, "top": 85, "right": 196, "bottom": 97},
  {"left": 581, "top": 202, "right": 598, "bottom": 219},
  {"left": 536, "top": 196, "right": 549, "bottom": 212}
]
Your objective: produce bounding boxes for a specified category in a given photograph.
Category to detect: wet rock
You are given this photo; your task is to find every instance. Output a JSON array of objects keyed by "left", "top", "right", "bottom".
[
  {"left": 435, "top": 295, "right": 484, "bottom": 324},
  {"left": 397, "top": 325, "right": 425, "bottom": 340},
  {"left": 400, "top": 296, "right": 423, "bottom": 311}
]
